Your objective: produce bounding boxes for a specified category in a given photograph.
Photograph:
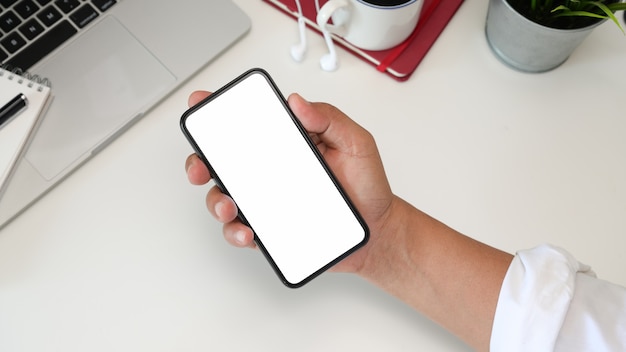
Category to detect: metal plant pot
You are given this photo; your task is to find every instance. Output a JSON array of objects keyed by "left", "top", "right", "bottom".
[{"left": 485, "top": 0, "right": 604, "bottom": 72}]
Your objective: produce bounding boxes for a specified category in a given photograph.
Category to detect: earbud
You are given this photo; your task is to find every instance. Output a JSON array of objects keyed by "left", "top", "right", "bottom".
[
  {"left": 290, "top": 16, "right": 307, "bottom": 62},
  {"left": 319, "top": 29, "right": 338, "bottom": 71},
  {"left": 316, "top": 1, "right": 343, "bottom": 72},
  {"left": 291, "top": 0, "right": 339, "bottom": 71}
]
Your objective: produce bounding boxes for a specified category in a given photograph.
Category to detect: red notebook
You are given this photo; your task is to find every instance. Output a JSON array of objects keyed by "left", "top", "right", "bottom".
[{"left": 263, "top": 0, "right": 466, "bottom": 81}]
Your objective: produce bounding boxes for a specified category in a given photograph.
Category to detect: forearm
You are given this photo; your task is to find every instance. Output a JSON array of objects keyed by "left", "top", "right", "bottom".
[{"left": 358, "top": 196, "right": 513, "bottom": 351}]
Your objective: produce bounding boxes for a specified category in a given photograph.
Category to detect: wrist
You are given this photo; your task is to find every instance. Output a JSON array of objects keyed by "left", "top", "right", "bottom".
[
  {"left": 356, "top": 195, "right": 418, "bottom": 285},
  {"left": 355, "top": 195, "right": 513, "bottom": 351}
]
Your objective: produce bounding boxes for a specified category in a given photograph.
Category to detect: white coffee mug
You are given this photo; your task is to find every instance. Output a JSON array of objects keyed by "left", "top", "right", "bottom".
[{"left": 316, "top": 0, "right": 423, "bottom": 51}]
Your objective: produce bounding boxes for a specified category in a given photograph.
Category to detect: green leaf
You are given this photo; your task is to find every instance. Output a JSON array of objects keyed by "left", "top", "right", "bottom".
[
  {"left": 607, "top": 2, "right": 626, "bottom": 10},
  {"left": 550, "top": 0, "right": 626, "bottom": 33},
  {"left": 552, "top": 9, "right": 607, "bottom": 18},
  {"left": 591, "top": 1, "right": 626, "bottom": 34}
]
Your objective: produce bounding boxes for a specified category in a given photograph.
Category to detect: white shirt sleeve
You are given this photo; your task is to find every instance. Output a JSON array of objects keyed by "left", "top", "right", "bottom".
[{"left": 490, "top": 244, "right": 626, "bottom": 352}]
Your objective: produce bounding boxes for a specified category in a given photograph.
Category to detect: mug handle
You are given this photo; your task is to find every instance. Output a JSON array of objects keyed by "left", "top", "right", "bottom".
[{"left": 316, "top": 0, "right": 350, "bottom": 37}]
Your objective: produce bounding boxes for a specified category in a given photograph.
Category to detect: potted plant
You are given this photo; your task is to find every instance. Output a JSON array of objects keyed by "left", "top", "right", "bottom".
[{"left": 485, "top": 0, "right": 626, "bottom": 72}]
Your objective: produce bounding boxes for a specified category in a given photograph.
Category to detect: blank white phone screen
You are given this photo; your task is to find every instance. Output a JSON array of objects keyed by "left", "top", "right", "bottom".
[{"left": 182, "top": 70, "right": 368, "bottom": 287}]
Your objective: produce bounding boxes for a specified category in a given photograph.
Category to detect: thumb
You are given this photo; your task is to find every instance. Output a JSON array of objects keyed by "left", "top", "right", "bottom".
[
  {"left": 287, "top": 93, "right": 369, "bottom": 155},
  {"left": 287, "top": 93, "right": 329, "bottom": 134}
]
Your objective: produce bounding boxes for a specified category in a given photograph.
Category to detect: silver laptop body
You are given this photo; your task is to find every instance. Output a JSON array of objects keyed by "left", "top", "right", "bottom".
[{"left": 0, "top": 0, "right": 251, "bottom": 227}]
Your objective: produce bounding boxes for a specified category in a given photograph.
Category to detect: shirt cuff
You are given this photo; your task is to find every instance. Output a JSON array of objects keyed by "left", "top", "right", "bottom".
[{"left": 490, "top": 244, "right": 594, "bottom": 352}]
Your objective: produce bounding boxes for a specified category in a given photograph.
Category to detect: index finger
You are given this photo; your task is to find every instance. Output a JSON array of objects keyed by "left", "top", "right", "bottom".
[
  {"left": 185, "top": 153, "right": 211, "bottom": 185},
  {"left": 188, "top": 90, "right": 212, "bottom": 107}
]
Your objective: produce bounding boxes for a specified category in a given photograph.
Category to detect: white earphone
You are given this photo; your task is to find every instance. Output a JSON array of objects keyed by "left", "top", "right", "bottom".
[
  {"left": 291, "top": 0, "right": 339, "bottom": 72},
  {"left": 290, "top": 1, "right": 307, "bottom": 62},
  {"left": 319, "top": 28, "right": 338, "bottom": 71}
]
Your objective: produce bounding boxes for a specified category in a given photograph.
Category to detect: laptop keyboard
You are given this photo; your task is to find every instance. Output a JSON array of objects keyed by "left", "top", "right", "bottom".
[{"left": 0, "top": 0, "right": 117, "bottom": 71}]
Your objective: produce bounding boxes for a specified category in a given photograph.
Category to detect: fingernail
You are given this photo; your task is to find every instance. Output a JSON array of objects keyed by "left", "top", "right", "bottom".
[
  {"left": 215, "top": 201, "right": 224, "bottom": 218},
  {"left": 298, "top": 93, "right": 311, "bottom": 105},
  {"left": 234, "top": 230, "right": 247, "bottom": 246},
  {"left": 186, "top": 154, "right": 199, "bottom": 174},
  {"left": 293, "top": 93, "right": 310, "bottom": 105}
]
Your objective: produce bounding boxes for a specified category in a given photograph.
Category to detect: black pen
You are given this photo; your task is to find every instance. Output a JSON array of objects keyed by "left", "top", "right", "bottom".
[{"left": 0, "top": 93, "right": 29, "bottom": 129}]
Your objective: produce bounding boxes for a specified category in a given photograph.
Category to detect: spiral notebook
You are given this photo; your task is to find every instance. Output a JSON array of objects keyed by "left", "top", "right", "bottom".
[{"left": 0, "top": 68, "right": 52, "bottom": 198}]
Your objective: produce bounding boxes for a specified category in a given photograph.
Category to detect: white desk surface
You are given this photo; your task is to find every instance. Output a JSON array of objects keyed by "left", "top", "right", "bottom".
[{"left": 1, "top": 1, "right": 625, "bottom": 351}]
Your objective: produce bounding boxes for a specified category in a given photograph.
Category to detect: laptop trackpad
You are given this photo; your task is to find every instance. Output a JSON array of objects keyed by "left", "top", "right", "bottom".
[{"left": 26, "top": 16, "right": 176, "bottom": 180}]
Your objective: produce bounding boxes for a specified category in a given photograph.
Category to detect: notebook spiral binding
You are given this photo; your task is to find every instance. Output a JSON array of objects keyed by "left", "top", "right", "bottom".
[{"left": 0, "top": 64, "right": 52, "bottom": 92}]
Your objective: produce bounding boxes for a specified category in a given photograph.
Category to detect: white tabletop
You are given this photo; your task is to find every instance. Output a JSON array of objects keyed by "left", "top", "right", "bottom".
[{"left": 1, "top": 1, "right": 625, "bottom": 351}]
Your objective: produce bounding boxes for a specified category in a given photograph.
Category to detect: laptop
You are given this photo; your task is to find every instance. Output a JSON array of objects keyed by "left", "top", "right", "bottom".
[{"left": 0, "top": 0, "right": 251, "bottom": 228}]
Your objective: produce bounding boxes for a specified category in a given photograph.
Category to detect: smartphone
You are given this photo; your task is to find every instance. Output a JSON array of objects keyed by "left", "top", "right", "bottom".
[{"left": 180, "top": 68, "right": 369, "bottom": 288}]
